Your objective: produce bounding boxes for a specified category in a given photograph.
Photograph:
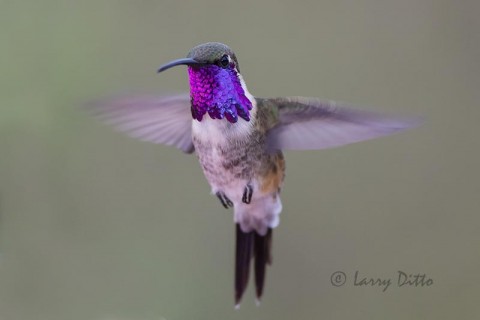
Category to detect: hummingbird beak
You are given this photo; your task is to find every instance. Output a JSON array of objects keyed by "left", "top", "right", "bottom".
[{"left": 157, "top": 58, "right": 203, "bottom": 73}]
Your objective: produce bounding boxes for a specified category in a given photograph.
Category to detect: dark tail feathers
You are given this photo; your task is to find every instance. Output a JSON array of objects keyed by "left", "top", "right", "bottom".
[{"left": 235, "top": 224, "right": 272, "bottom": 306}]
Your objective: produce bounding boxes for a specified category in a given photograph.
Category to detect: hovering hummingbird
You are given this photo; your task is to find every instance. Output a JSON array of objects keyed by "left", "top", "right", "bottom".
[{"left": 90, "top": 42, "right": 418, "bottom": 307}]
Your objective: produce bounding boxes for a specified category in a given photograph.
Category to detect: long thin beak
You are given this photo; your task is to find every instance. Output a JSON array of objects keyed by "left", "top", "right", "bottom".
[{"left": 157, "top": 58, "right": 203, "bottom": 73}]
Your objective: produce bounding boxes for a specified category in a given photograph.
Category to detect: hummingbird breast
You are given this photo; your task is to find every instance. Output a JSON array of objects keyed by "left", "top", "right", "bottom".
[
  {"left": 192, "top": 112, "right": 285, "bottom": 234},
  {"left": 192, "top": 116, "right": 262, "bottom": 196},
  {"left": 192, "top": 114, "right": 285, "bottom": 195}
]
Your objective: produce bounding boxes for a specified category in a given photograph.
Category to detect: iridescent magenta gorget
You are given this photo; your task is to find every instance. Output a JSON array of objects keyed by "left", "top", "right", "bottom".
[{"left": 188, "top": 65, "right": 253, "bottom": 123}]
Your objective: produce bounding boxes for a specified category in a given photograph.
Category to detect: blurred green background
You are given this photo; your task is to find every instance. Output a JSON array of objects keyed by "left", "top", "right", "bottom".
[{"left": 1, "top": 1, "right": 479, "bottom": 319}]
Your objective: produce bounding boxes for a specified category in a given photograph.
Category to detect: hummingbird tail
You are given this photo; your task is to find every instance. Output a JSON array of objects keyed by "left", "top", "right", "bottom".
[
  {"left": 235, "top": 224, "right": 272, "bottom": 306},
  {"left": 254, "top": 227, "right": 272, "bottom": 301}
]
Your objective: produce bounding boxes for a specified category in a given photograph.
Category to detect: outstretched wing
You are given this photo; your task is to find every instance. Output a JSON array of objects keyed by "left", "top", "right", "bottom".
[
  {"left": 265, "top": 97, "right": 421, "bottom": 152},
  {"left": 87, "top": 94, "right": 194, "bottom": 153}
]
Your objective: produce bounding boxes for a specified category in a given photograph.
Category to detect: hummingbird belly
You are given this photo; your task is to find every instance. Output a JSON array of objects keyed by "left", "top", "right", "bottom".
[
  {"left": 193, "top": 134, "right": 258, "bottom": 201},
  {"left": 192, "top": 118, "right": 285, "bottom": 235}
]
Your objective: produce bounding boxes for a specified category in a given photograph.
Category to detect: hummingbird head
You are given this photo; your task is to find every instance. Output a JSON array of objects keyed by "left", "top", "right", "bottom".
[{"left": 158, "top": 42, "right": 253, "bottom": 123}]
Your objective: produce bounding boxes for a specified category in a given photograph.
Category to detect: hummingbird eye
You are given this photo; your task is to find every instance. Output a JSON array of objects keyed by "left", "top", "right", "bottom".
[{"left": 218, "top": 54, "right": 230, "bottom": 68}]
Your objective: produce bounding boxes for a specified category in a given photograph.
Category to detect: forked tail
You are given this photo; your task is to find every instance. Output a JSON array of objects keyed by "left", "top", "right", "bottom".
[{"left": 235, "top": 224, "right": 272, "bottom": 307}]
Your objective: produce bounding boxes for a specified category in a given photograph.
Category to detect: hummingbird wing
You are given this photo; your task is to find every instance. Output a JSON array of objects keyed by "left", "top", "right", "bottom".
[
  {"left": 87, "top": 94, "right": 194, "bottom": 153},
  {"left": 264, "top": 97, "right": 421, "bottom": 152}
]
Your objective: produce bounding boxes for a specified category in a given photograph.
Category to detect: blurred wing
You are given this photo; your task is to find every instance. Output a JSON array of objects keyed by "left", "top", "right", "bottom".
[
  {"left": 266, "top": 97, "right": 421, "bottom": 152},
  {"left": 87, "top": 94, "right": 194, "bottom": 153}
]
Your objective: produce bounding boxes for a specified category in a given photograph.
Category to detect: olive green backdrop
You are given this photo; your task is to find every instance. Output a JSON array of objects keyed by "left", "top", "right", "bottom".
[{"left": 1, "top": 1, "right": 479, "bottom": 319}]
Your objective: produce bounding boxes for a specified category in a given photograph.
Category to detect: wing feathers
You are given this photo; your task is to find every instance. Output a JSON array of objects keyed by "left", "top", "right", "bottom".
[
  {"left": 266, "top": 97, "right": 421, "bottom": 152},
  {"left": 87, "top": 94, "right": 194, "bottom": 153}
]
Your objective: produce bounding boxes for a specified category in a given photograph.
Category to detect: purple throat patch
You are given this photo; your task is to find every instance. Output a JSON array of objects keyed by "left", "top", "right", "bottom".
[{"left": 188, "top": 65, "right": 253, "bottom": 123}]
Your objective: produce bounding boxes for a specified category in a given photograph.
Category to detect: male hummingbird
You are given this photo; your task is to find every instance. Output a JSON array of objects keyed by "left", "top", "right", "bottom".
[{"left": 90, "top": 42, "right": 418, "bottom": 306}]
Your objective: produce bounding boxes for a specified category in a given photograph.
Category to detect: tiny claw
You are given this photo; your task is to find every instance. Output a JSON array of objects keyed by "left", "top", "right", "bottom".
[
  {"left": 216, "top": 192, "right": 233, "bottom": 209},
  {"left": 242, "top": 184, "right": 253, "bottom": 204}
]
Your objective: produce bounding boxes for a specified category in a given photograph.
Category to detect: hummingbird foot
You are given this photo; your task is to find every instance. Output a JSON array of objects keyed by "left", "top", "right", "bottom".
[
  {"left": 242, "top": 184, "right": 253, "bottom": 204},
  {"left": 216, "top": 192, "right": 233, "bottom": 209}
]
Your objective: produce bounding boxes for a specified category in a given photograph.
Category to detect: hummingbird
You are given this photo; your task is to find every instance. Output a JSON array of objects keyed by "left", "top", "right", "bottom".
[{"left": 89, "top": 42, "right": 418, "bottom": 307}]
